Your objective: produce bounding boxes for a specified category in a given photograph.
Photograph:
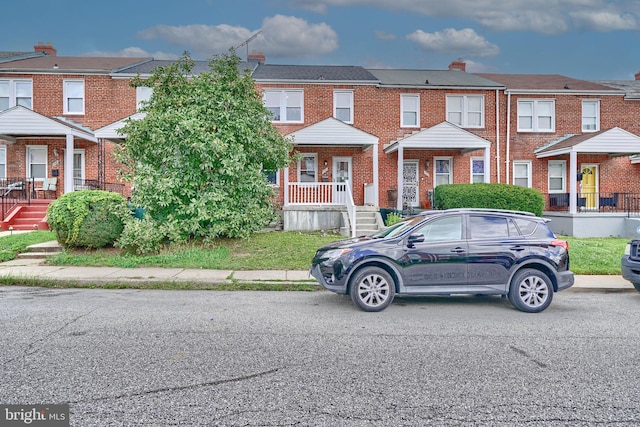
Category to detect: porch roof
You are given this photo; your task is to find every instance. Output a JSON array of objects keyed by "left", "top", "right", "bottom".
[
  {"left": 94, "top": 112, "right": 146, "bottom": 142},
  {"left": 0, "top": 105, "right": 97, "bottom": 143},
  {"left": 287, "top": 117, "right": 378, "bottom": 147},
  {"left": 384, "top": 121, "right": 491, "bottom": 154},
  {"left": 535, "top": 127, "right": 640, "bottom": 158}
]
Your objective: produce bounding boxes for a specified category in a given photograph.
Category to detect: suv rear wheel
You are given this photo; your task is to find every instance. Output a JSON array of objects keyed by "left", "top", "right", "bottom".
[
  {"left": 508, "top": 269, "right": 553, "bottom": 313},
  {"left": 349, "top": 266, "right": 395, "bottom": 312}
]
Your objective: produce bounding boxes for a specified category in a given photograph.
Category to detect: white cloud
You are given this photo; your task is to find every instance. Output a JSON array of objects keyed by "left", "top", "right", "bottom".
[
  {"left": 82, "top": 46, "right": 179, "bottom": 59},
  {"left": 299, "top": 0, "right": 640, "bottom": 34},
  {"left": 407, "top": 28, "right": 500, "bottom": 57},
  {"left": 136, "top": 15, "right": 338, "bottom": 59}
]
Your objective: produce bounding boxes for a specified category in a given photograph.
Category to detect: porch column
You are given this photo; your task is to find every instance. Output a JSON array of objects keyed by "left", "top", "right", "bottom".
[
  {"left": 484, "top": 146, "right": 491, "bottom": 183},
  {"left": 397, "top": 146, "right": 404, "bottom": 211},
  {"left": 64, "top": 134, "right": 74, "bottom": 194},
  {"left": 569, "top": 150, "right": 578, "bottom": 214},
  {"left": 373, "top": 142, "right": 379, "bottom": 206},
  {"left": 283, "top": 166, "right": 289, "bottom": 206}
]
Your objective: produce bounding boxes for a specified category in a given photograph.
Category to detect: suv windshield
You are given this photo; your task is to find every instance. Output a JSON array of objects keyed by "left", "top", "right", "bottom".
[{"left": 372, "top": 215, "right": 427, "bottom": 239}]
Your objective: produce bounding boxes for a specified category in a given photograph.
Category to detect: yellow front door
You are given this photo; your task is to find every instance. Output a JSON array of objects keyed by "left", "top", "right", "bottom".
[{"left": 580, "top": 165, "right": 597, "bottom": 209}]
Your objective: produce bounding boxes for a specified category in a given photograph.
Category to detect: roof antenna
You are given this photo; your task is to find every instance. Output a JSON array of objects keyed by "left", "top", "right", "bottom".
[{"left": 234, "top": 30, "right": 262, "bottom": 61}]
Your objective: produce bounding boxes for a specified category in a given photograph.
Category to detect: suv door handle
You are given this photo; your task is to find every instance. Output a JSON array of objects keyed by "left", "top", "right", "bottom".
[
  {"left": 510, "top": 245, "right": 525, "bottom": 251},
  {"left": 450, "top": 247, "right": 466, "bottom": 253}
]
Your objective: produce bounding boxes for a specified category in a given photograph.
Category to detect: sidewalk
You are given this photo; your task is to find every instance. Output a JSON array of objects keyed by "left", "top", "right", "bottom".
[{"left": 0, "top": 256, "right": 634, "bottom": 291}]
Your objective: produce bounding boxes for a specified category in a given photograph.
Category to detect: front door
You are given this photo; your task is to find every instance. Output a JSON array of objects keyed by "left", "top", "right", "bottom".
[
  {"left": 333, "top": 157, "right": 352, "bottom": 204},
  {"left": 580, "top": 164, "right": 598, "bottom": 209},
  {"left": 403, "top": 160, "right": 419, "bottom": 208}
]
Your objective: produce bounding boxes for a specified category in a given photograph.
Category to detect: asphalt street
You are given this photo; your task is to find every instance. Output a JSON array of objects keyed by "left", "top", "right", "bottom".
[{"left": 1, "top": 286, "right": 640, "bottom": 426}]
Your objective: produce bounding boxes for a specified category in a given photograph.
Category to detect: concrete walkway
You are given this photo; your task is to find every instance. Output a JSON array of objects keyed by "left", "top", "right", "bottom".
[{"left": 0, "top": 256, "right": 634, "bottom": 291}]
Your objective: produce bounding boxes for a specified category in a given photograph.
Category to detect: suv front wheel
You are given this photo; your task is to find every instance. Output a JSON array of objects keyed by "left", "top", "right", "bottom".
[
  {"left": 508, "top": 269, "right": 554, "bottom": 313},
  {"left": 349, "top": 266, "right": 395, "bottom": 312}
]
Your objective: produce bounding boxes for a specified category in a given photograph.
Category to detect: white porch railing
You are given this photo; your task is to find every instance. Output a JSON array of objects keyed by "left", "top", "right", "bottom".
[{"left": 286, "top": 182, "right": 357, "bottom": 237}]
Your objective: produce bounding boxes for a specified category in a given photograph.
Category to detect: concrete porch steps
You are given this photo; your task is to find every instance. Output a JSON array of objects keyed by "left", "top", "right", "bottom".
[{"left": 17, "top": 240, "right": 63, "bottom": 259}]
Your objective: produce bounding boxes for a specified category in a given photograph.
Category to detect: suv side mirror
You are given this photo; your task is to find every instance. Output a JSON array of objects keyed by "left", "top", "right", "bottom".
[{"left": 407, "top": 233, "right": 425, "bottom": 247}]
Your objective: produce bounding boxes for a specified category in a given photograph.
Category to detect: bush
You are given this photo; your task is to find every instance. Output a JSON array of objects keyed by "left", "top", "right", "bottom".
[
  {"left": 116, "top": 215, "right": 166, "bottom": 255},
  {"left": 385, "top": 212, "right": 403, "bottom": 226},
  {"left": 47, "top": 190, "right": 130, "bottom": 249},
  {"left": 433, "top": 183, "right": 545, "bottom": 216}
]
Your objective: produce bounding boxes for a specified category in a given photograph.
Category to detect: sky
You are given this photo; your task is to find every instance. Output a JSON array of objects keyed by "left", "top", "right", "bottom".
[{"left": 4, "top": 0, "right": 640, "bottom": 80}]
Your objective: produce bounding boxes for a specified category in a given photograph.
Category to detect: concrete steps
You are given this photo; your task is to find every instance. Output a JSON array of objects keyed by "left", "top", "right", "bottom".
[
  {"left": 341, "top": 206, "right": 384, "bottom": 236},
  {"left": 2, "top": 201, "right": 51, "bottom": 231},
  {"left": 17, "top": 240, "right": 63, "bottom": 259}
]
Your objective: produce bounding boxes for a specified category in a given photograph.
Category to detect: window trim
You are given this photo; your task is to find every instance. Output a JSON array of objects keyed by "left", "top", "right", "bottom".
[
  {"left": 333, "top": 90, "right": 354, "bottom": 124},
  {"left": 470, "top": 157, "right": 485, "bottom": 183},
  {"left": 264, "top": 169, "right": 280, "bottom": 187},
  {"left": 517, "top": 99, "right": 555, "bottom": 132},
  {"left": 0, "top": 146, "right": 6, "bottom": 178},
  {"left": 298, "top": 153, "right": 317, "bottom": 182},
  {"left": 400, "top": 94, "right": 420, "bottom": 128},
  {"left": 434, "top": 156, "right": 453, "bottom": 187},
  {"left": 0, "top": 78, "right": 33, "bottom": 111},
  {"left": 136, "top": 86, "right": 153, "bottom": 111},
  {"left": 582, "top": 99, "right": 600, "bottom": 132},
  {"left": 446, "top": 94, "right": 484, "bottom": 128},
  {"left": 548, "top": 160, "right": 566, "bottom": 193},
  {"left": 263, "top": 89, "right": 304, "bottom": 123},
  {"left": 513, "top": 160, "right": 532, "bottom": 188},
  {"left": 63, "top": 79, "right": 85, "bottom": 115},
  {"left": 26, "top": 145, "right": 48, "bottom": 181}
]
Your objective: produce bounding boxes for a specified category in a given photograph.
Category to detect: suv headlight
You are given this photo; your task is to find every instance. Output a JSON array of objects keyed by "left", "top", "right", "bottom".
[
  {"left": 322, "top": 248, "right": 352, "bottom": 261},
  {"left": 624, "top": 244, "right": 631, "bottom": 256}
]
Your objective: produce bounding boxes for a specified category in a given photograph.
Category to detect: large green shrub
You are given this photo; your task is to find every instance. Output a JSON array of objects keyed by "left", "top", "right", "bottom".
[
  {"left": 47, "top": 190, "right": 130, "bottom": 248},
  {"left": 433, "top": 183, "right": 545, "bottom": 216}
]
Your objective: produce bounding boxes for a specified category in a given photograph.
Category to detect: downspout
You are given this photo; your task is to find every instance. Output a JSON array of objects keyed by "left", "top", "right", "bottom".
[
  {"left": 505, "top": 91, "right": 512, "bottom": 184},
  {"left": 495, "top": 89, "right": 500, "bottom": 183}
]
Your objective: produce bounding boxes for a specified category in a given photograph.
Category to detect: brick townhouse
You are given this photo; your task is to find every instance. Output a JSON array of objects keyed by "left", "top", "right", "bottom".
[{"left": 2, "top": 43, "right": 640, "bottom": 236}]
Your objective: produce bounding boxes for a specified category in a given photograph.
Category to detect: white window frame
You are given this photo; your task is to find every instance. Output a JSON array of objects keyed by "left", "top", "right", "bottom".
[
  {"left": 517, "top": 99, "right": 555, "bottom": 132},
  {"left": 447, "top": 95, "right": 484, "bottom": 128},
  {"left": 136, "top": 86, "right": 153, "bottom": 111},
  {"left": 0, "top": 79, "right": 33, "bottom": 111},
  {"left": 548, "top": 160, "right": 566, "bottom": 193},
  {"left": 333, "top": 90, "right": 353, "bottom": 124},
  {"left": 434, "top": 156, "right": 453, "bottom": 187},
  {"left": 73, "top": 149, "right": 86, "bottom": 189},
  {"left": 26, "top": 146, "right": 48, "bottom": 181},
  {"left": 264, "top": 169, "right": 280, "bottom": 187},
  {"left": 582, "top": 99, "right": 600, "bottom": 132},
  {"left": 263, "top": 89, "right": 303, "bottom": 123},
  {"left": 470, "top": 157, "right": 485, "bottom": 183},
  {"left": 63, "top": 79, "right": 85, "bottom": 114},
  {"left": 0, "top": 146, "right": 6, "bottom": 178},
  {"left": 401, "top": 94, "right": 420, "bottom": 128},
  {"left": 513, "top": 161, "right": 532, "bottom": 188},
  {"left": 298, "top": 153, "right": 317, "bottom": 182}
]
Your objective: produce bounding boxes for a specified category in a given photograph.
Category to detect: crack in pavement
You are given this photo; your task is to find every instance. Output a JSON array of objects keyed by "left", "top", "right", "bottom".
[
  {"left": 66, "top": 367, "right": 281, "bottom": 404},
  {"left": 509, "top": 345, "right": 548, "bottom": 368}
]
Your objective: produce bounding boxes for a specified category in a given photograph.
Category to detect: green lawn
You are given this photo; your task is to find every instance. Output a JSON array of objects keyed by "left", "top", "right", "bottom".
[{"left": 6, "top": 231, "right": 625, "bottom": 275}]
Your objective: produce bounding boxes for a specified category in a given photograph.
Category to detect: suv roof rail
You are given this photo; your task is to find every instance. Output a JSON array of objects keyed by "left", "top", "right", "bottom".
[{"left": 437, "top": 208, "right": 537, "bottom": 217}]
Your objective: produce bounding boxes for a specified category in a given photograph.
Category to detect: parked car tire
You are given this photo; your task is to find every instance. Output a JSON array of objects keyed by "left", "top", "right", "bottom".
[
  {"left": 632, "top": 283, "right": 640, "bottom": 292},
  {"left": 508, "top": 268, "right": 554, "bottom": 313},
  {"left": 349, "top": 266, "right": 395, "bottom": 312}
]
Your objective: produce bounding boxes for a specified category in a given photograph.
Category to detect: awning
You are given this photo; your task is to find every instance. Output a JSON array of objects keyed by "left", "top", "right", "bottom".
[
  {"left": 0, "top": 105, "right": 97, "bottom": 143},
  {"left": 287, "top": 117, "right": 378, "bottom": 147},
  {"left": 384, "top": 121, "right": 490, "bottom": 153},
  {"left": 94, "top": 112, "right": 146, "bottom": 142},
  {"left": 535, "top": 127, "right": 640, "bottom": 158}
]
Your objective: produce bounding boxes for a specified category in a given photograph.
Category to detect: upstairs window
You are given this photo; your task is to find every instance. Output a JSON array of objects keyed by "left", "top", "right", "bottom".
[
  {"left": 447, "top": 95, "right": 484, "bottom": 128},
  {"left": 401, "top": 94, "right": 419, "bottom": 127},
  {"left": 518, "top": 100, "right": 554, "bottom": 132},
  {"left": 334, "top": 90, "right": 353, "bottom": 123},
  {"left": 582, "top": 100, "right": 600, "bottom": 132},
  {"left": 63, "top": 80, "right": 85, "bottom": 114},
  {"left": 264, "top": 90, "right": 303, "bottom": 123},
  {"left": 136, "top": 86, "right": 153, "bottom": 111},
  {"left": 0, "top": 79, "right": 32, "bottom": 111}
]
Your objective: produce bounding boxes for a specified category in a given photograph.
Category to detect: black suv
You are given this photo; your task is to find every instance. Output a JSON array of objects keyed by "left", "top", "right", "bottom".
[
  {"left": 621, "top": 239, "right": 640, "bottom": 291},
  {"left": 310, "top": 209, "right": 574, "bottom": 312}
]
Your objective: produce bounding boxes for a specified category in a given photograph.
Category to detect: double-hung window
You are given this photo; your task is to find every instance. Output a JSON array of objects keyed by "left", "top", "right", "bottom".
[
  {"left": 401, "top": 94, "right": 419, "bottom": 127},
  {"left": 471, "top": 157, "right": 485, "bottom": 183},
  {"left": 27, "top": 146, "right": 47, "bottom": 180},
  {"left": 518, "top": 100, "right": 554, "bottom": 132},
  {"left": 434, "top": 157, "right": 453, "bottom": 186},
  {"left": 513, "top": 161, "right": 532, "bottom": 188},
  {"left": 299, "top": 154, "right": 317, "bottom": 182},
  {"left": 582, "top": 100, "right": 600, "bottom": 132},
  {"left": 447, "top": 95, "right": 484, "bottom": 128},
  {"left": 263, "top": 89, "right": 303, "bottom": 123},
  {"left": 334, "top": 90, "right": 353, "bottom": 123},
  {"left": 63, "top": 80, "right": 85, "bottom": 114},
  {"left": 0, "top": 146, "right": 6, "bottom": 178},
  {"left": 0, "top": 79, "right": 32, "bottom": 111},
  {"left": 548, "top": 160, "right": 566, "bottom": 193}
]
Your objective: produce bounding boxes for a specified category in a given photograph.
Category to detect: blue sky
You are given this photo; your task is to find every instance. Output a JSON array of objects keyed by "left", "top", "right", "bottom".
[{"left": 4, "top": 0, "right": 640, "bottom": 80}]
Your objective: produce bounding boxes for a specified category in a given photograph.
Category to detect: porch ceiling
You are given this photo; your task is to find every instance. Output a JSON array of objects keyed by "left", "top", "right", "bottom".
[
  {"left": 286, "top": 117, "right": 378, "bottom": 147},
  {"left": 535, "top": 127, "right": 640, "bottom": 158},
  {"left": 384, "top": 121, "right": 490, "bottom": 154},
  {"left": 0, "top": 105, "right": 97, "bottom": 143}
]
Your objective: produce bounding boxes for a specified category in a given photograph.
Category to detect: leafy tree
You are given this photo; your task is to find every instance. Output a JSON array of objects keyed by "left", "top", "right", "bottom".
[{"left": 116, "top": 52, "right": 293, "bottom": 243}]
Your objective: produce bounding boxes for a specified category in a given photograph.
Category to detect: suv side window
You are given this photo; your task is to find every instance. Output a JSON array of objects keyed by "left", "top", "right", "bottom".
[
  {"left": 468, "top": 215, "right": 514, "bottom": 239},
  {"left": 514, "top": 218, "right": 554, "bottom": 238},
  {"left": 416, "top": 215, "right": 462, "bottom": 241}
]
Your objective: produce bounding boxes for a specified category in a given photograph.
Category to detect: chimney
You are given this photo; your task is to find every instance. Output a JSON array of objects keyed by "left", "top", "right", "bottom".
[
  {"left": 448, "top": 59, "right": 466, "bottom": 72},
  {"left": 34, "top": 41, "right": 57, "bottom": 56},
  {"left": 635, "top": 70, "right": 640, "bottom": 81},
  {"left": 247, "top": 51, "right": 265, "bottom": 64}
]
